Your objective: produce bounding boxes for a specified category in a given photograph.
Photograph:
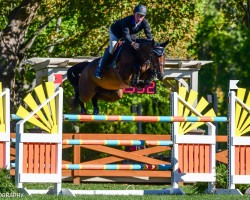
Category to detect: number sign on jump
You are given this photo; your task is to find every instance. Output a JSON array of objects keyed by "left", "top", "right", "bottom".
[{"left": 123, "top": 82, "right": 156, "bottom": 94}]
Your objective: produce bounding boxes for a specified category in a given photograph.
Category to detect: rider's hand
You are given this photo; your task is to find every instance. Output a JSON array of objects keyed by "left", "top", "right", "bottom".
[{"left": 131, "top": 42, "right": 139, "bottom": 50}]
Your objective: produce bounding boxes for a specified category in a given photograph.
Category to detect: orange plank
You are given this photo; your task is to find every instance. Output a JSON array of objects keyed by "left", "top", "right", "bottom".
[
  {"left": 204, "top": 144, "right": 210, "bottom": 173},
  {"left": 28, "top": 143, "right": 34, "bottom": 173},
  {"left": 240, "top": 146, "right": 245, "bottom": 175},
  {"left": 39, "top": 144, "right": 45, "bottom": 173},
  {"left": 188, "top": 144, "right": 193, "bottom": 173},
  {"left": 0, "top": 142, "right": 3, "bottom": 168},
  {"left": 82, "top": 145, "right": 167, "bottom": 164},
  {"left": 235, "top": 146, "right": 239, "bottom": 175},
  {"left": 183, "top": 144, "right": 188, "bottom": 173},
  {"left": 194, "top": 144, "right": 199, "bottom": 173},
  {"left": 51, "top": 144, "right": 56, "bottom": 174},
  {"left": 246, "top": 146, "right": 250, "bottom": 175},
  {"left": 34, "top": 143, "right": 39, "bottom": 173},
  {"left": 45, "top": 143, "right": 50, "bottom": 173},
  {"left": 199, "top": 145, "right": 204, "bottom": 173},
  {"left": 178, "top": 144, "right": 183, "bottom": 173},
  {"left": 23, "top": 143, "right": 28, "bottom": 173}
]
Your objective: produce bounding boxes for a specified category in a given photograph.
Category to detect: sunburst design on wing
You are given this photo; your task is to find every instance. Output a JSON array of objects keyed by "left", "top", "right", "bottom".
[
  {"left": 235, "top": 88, "right": 250, "bottom": 136},
  {"left": 16, "top": 82, "right": 58, "bottom": 134},
  {"left": 0, "top": 82, "right": 5, "bottom": 132},
  {"left": 178, "top": 87, "right": 216, "bottom": 135}
]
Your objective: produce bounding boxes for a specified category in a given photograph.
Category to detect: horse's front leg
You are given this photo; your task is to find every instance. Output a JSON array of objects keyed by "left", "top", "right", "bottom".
[
  {"left": 130, "top": 64, "right": 141, "bottom": 87},
  {"left": 92, "top": 97, "right": 100, "bottom": 115},
  {"left": 144, "top": 69, "right": 156, "bottom": 85}
]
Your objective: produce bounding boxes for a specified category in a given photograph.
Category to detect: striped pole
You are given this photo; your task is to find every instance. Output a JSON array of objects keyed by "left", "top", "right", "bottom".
[
  {"left": 63, "top": 114, "right": 227, "bottom": 122},
  {"left": 62, "top": 139, "right": 173, "bottom": 146},
  {"left": 11, "top": 114, "right": 227, "bottom": 122},
  {"left": 62, "top": 164, "right": 172, "bottom": 170}
]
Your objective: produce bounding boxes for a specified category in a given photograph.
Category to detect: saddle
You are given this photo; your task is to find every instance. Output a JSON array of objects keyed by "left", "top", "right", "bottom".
[{"left": 107, "top": 41, "right": 124, "bottom": 68}]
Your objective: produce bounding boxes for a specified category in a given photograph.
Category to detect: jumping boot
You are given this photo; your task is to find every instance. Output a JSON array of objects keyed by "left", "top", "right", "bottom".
[
  {"left": 95, "top": 50, "right": 112, "bottom": 80},
  {"left": 130, "top": 65, "right": 141, "bottom": 87}
]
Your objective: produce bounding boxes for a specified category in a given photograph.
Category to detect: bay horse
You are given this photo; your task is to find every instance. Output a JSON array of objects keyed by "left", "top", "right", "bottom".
[{"left": 67, "top": 38, "right": 169, "bottom": 115}]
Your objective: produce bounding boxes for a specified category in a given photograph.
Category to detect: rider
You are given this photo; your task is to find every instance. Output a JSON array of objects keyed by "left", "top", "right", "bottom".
[{"left": 95, "top": 4, "right": 153, "bottom": 80}]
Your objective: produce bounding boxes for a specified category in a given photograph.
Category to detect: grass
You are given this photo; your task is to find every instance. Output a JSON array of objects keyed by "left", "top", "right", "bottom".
[{"left": 17, "top": 183, "right": 250, "bottom": 199}]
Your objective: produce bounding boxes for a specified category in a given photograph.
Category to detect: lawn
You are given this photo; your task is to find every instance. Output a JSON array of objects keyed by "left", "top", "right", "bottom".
[{"left": 17, "top": 183, "right": 250, "bottom": 199}]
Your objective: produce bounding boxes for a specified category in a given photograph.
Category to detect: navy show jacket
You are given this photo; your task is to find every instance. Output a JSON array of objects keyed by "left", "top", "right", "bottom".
[{"left": 110, "top": 15, "right": 153, "bottom": 45}]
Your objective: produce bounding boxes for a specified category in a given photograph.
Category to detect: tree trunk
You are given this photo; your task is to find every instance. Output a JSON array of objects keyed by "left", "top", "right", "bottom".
[{"left": 0, "top": 0, "right": 42, "bottom": 95}]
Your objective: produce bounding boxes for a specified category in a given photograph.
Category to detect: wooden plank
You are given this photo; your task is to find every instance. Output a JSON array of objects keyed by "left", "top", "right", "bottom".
[
  {"left": 45, "top": 143, "right": 50, "bottom": 173},
  {"left": 23, "top": 143, "right": 28, "bottom": 173},
  {"left": 51, "top": 143, "right": 56, "bottom": 174},
  {"left": 80, "top": 146, "right": 170, "bottom": 165},
  {"left": 216, "top": 150, "right": 228, "bottom": 164},
  {"left": 39, "top": 144, "right": 45, "bottom": 173},
  {"left": 199, "top": 144, "right": 204, "bottom": 173},
  {"left": 204, "top": 144, "right": 210, "bottom": 173},
  {"left": 0, "top": 142, "right": 4, "bottom": 168},
  {"left": 178, "top": 144, "right": 183, "bottom": 173},
  {"left": 246, "top": 146, "right": 250, "bottom": 175},
  {"left": 76, "top": 134, "right": 171, "bottom": 140},
  {"left": 28, "top": 143, "right": 34, "bottom": 173},
  {"left": 235, "top": 146, "right": 239, "bottom": 175},
  {"left": 82, "top": 145, "right": 169, "bottom": 165},
  {"left": 216, "top": 135, "right": 227, "bottom": 142},
  {"left": 188, "top": 144, "right": 194, "bottom": 173},
  {"left": 240, "top": 146, "right": 245, "bottom": 175},
  {"left": 73, "top": 134, "right": 81, "bottom": 184},
  {"left": 34, "top": 143, "right": 39, "bottom": 173},
  {"left": 183, "top": 144, "right": 188, "bottom": 173},
  {"left": 194, "top": 144, "right": 199, "bottom": 173}
]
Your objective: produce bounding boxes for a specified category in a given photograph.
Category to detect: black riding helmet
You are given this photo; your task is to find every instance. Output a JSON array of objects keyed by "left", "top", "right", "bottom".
[{"left": 133, "top": 5, "right": 147, "bottom": 16}]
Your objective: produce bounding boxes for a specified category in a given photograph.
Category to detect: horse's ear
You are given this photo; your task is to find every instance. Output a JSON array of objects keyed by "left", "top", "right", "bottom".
[{"left": 160, "top": 39, "right": 170, "bottom": 48}]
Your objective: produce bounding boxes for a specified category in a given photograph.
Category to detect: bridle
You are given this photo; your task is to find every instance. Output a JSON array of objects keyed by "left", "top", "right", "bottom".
[
  {"left": 150, "top": 47, "right": 165, "bottom": 71},
  {"left": 136, "top": 46, "right": 165, "bottom": 72}
]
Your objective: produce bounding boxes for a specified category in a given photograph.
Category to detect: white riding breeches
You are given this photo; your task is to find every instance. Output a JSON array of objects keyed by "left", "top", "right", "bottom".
[{"left": 108, "top": 27, "right": 119, "bottom": 54}]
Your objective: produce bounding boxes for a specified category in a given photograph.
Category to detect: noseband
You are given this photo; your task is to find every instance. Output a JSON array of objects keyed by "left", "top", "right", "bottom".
[{"left": 150, "top": 47, "right": 165, "bottom": 70}]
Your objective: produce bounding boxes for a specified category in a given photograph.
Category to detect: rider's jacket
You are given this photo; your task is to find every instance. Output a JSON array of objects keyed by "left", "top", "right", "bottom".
[{"left": 111, "top": 15, "right": 153, "bottom": 45}]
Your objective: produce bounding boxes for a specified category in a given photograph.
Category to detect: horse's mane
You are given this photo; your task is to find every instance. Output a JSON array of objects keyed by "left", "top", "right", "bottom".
[{"left": 133, "top": 38, "right": 153, "bottom": 44}]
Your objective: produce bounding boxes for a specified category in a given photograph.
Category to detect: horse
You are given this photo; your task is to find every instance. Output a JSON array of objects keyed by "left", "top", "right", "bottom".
[{"left": 67, "top": 38, "right": 169, "bottom": 115}]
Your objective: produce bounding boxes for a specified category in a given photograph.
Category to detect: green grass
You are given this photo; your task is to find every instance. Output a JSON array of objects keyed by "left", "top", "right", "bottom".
[{"left": 16, "top": 183, "right": 250, "bottom": 199}]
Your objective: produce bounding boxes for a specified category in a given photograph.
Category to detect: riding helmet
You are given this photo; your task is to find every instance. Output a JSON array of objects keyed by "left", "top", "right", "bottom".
[{"left": 133, "top": 5, "right": 147, "bottom": 16}]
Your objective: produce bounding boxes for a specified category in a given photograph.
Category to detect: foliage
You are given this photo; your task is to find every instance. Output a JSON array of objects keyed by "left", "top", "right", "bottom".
[
  {"left": 0, "top": 168, "right": 16, "bottom": 193},
  {"left": 215, "top": 163, "right": 228, "bottom": 189},
  {"left": 189, "top": 0, "right": 250, "bottom": 117}
]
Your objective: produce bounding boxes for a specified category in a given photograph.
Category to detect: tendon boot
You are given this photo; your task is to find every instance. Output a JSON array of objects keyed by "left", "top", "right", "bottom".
[
  {"left": 95, "top": 50, "right": 112, "bottom": 80},
  {"left": 130, "top": 65, "right": 141, "bottom": 87}
]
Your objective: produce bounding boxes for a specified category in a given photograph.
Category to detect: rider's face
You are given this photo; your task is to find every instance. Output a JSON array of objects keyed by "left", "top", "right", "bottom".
[{"left": 134, "top": 13, "right": 145, "bottom": 23}]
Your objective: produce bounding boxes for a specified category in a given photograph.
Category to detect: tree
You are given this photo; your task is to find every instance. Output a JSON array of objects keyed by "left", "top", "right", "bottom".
[
  {"left": 0, "top": 0, "right": 200, "bottom": 109},
  {"left": 0, "top": 0, "right": 42, "bottom": 96}
]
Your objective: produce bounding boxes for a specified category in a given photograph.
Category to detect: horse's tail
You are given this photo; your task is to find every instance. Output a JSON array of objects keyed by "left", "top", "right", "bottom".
[{"left": 67, "top": 62, "right": 90, "bottom": 108}]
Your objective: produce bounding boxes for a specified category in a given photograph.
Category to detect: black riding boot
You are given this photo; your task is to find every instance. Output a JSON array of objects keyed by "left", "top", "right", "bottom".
[{"left": 95, "top": 50, "right": 112, "bottom": 80}]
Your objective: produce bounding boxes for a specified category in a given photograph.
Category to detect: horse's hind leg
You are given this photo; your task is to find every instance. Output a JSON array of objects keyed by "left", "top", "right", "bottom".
[
  {"left": 92, "top": 97, "right": 100, "bottom": 115},
  {"left": 79, "top": 100, "right": 87, "bottom": 114}
]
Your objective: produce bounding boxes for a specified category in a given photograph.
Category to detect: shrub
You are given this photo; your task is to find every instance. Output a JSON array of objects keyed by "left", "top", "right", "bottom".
[{"left": 0, "top": 168, "right": 16, "bottom": 193}]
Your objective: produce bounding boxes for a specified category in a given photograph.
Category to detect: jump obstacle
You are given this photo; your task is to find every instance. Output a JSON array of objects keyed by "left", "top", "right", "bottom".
[{"left": 0, "top": 80, "right": 249, "bottom": 195}]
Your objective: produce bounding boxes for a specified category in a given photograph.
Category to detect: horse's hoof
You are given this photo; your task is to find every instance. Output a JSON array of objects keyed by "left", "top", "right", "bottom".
[
  {"left": 80, "top": 109, "right": 88, "bottom": 115},
  {"left": 93, "top": 107, "right": 100, "bottom": 115}
]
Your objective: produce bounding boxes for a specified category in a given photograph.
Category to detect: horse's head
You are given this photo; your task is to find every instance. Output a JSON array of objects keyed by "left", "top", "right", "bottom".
[{"left": 149, "top": 40, "right": 169, "bottom": 81}]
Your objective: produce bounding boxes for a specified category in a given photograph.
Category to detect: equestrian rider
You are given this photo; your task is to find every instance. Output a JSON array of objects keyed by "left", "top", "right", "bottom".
[{"left": 95, "top": 4, "right": 153, "bottom": 79}]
